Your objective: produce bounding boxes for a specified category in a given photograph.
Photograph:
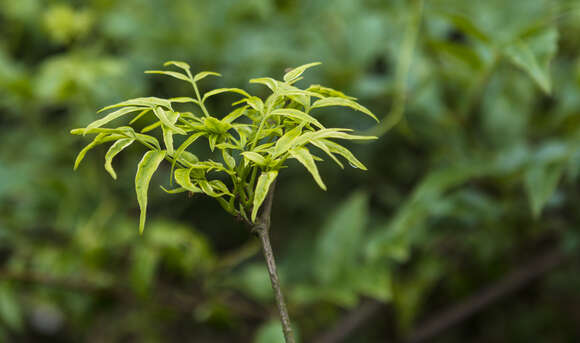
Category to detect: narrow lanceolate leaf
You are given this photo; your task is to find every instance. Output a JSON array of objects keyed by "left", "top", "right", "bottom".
[
  {"left": 251, "top": 171, "right": 278, "bottom": 222},
  {"left": 129, "top": 108, "right": 152, "bottom": 124},
  {"left": 244, "top": 96, "right": 264, "bottom": 113},
  {"left": 135, "top": 150, "right": 166, "bottom": 234},
  {"left": 222, "top": 106, "right": 248, "bottom": 124},
  {"left": 169, "top": 97, "right": 200, "bottom": 105},
  {"left": 289, "top": 147, "right": 326, "bottom": 190},
  {"left": 73, "top": 133, "right": 125, "bottom": 170},
  {"left": 193, "top": 71, "right": 221, "bottom": 82},
  {"left": 283, "top": 62, "right": 321, "bottom": 83},
  {"left": 321, "top": 139, "right": 367, "bottom": 170},
  {"left": 307, "top": 84, "right": 356, "bottom": 100},
  {"left": 222, "top": 150, "right": 236, "bottom": 169},
  {"left": 270, "top": 108, "right": 324, "bottom": 128},
  {"left": 249, "top": 77, "right": 279, "bottom": 92},
  {"left": 98, "top": 97, "right": 171, "bottom": 113},
  {"left": 153, "top": 107, "right": 186, "bottom": 135},
  {"left": 242, "top": 152, "right": 267, "bottom": 167},
  {"left": 86, "top": 106, "right": 145, "bottom": 131},
  {"left": 162, "top": 127, "right": 175, "bottom": 154},
  {"left": 308, "top": 139, "right": 344, "bottom": 169},
  {"left": 163, "top": 61, "right": 191, "bottom": 71},
  {"left": 170, "top": 132, "right": 205, "bottom": 182},
  {"left": 174, "top": 168, "right": 201, "bottom": 193},
  {"left": 104, "top": 138, "right": 135, "bottom": 179},
  {"left": 272, "top": 126, "right": 302, "bottom": 157},
  {"left": 202, "top": 88, "right": 250, "bottom": 102},
  {"left": 145, "top": 70, "right": 191, "bottom": 82},
  {"left": 161, "top": 110, "right": 180, "bottom": 154},
  {"left": 311, "top": 97, "right": 379, "bottom": 122},
  {"left": 160, "top": 186, "right": 188, "bottom": 194}
]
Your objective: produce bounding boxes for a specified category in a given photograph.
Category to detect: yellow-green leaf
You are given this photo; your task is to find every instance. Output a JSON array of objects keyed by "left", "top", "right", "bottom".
[
  {"left": 104, "top": 138, "right": 135, "bottom": 179},
  {"left": 251, "top": 170, "right": 278, "bottom": 222},
  {"left": 174, "top": 168, "right": 201, "bottom": 193},
  {"left": 202, "top": 88, "right": 250, "bottom": 102},
  {"left": 86, "top": 106, "right": 144, "bottom": 131},
  {"left": 322, "top": 139, "right": 367, "bottom": 170},
  {"left": 311, "top": 97, "right": 378, "bottom": 122},
  {"left": 145, "top": 70, "right": 191, "bottom": 82},
  {"left": 283, "top": 62, "right": 321, "bottom": 83},
  {"left": 289, "top": 146, "right": 326, "bottom": 190},
  {"left": 163, "top": 61, "right": 191, "bottom": 71},
  {"left": 135, "top": 150, "right": 166, "bottom": 234},
  {"left": 270, "top": 108, "right": 323, "bottom": 128},
  {"left": 242, "top": 151, "right": 267, "bottom": 166},
  {"left": 153, "top": 107, "right": 186, "bottom": 135},
  {"left": 73, "top": 133, "right": 120, "bottom": 170},
  {"left": 193, "top": 71, "right": 221, "bottom": 82}
]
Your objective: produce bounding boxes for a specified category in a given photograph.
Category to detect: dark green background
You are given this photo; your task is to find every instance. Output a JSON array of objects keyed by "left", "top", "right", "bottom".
[{"left": 1, "top": 0, "right": 580, "bottom": 342}]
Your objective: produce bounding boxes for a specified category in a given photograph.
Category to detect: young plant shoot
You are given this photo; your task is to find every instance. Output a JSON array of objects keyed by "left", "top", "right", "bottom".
[{"left": 71, "top": 61, "right": 377, "bottom": 343}]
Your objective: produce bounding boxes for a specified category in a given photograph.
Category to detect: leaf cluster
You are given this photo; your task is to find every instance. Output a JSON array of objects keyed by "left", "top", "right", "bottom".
[{"left": 71, "top": 61, "right": 377, "bottom": 233}]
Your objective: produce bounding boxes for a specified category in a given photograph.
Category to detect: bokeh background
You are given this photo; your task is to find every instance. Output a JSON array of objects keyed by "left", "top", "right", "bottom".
[{"left": 2, "top": 0, "right": 580, "bottom": 342}]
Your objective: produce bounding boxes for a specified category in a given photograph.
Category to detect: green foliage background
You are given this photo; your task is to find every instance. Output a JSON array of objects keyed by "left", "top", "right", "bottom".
[{"left": 1, "top": 0, "right": 580, "bottom": 342}]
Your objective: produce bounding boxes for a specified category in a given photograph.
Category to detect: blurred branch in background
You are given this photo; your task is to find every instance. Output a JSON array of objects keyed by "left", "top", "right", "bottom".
[{"left": 314, "top": 244, "right": 571, "bottom": 343}]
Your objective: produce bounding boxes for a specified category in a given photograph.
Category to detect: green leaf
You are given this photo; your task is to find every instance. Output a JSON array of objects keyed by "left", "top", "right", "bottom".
[
  {"left": 104, "top": 138, "right": 135, "bottom": 179},
  {"left": 272, "top": 125, "right": 302, "bottom": 157},
  {"left": 174, "top": 168, "right": 202, "bottom": 193},
  {"left": 270, "top": 108, "right": 324, "bottom": 128},
  {"left": 311, "top": 97, "right": 378, "bottom": 122},
  {"left": 145, "top": 70, "right": 191, "bottom": 82},
  {"left": 314, "top": 191, "right": 368, "bottom": 284},
  {"left": 251, "top": 170, "right": 278, "bottom": 222},
  {"left": 289, "top": 146, "right": 326, "bottom": 190},
  {"left": 222, "top": 150, "right": 236, "bottom": 169},
  {"left": 169, "top": 97, "right": 200, "bottom": 105},
  {"left": 222, "top": 106, "right": 248, "bottom": 124},
  {"left": 130, "top": 245, "right": 158, "bottom": 296},
  {"left": 321, "top": 140, "right": 367, "bottom": 170},
  {"left": 160, "top": 186, "right": 188, "bottom": 194},
  {"left": 242, "top": 151, "right": 267, "bottom": 167},
  {"left": 163, "top": 60, "right": 191, "bottom": 71},
  {"left": 244, "top": 96, "right": 264, "bottom": 113},
  {"left": 283, "top": 62, "right": 321, "bottom": 83},
  {"left": 193, "top": 71, "right": 221, "bottom": 82},
  {"left": 160, "top": 110, "right": 180, "bottom": 154},
  {"left": 135, "top": 150, "right": 166, "bottom": 234},
  {"left": 0, "top": 283, "right": 23, "bottom": 331},
  {"left": 202, "top": 88, "right": 250, "bottom": 102},
  {"left": 307, "top": 139, "right": 344, "bottom": 168},
  {"left": 524, "top": 162, "right": 564, "bottom": 217},
  {"left": 249, "top": 77, "right": 278, "bottom": 92},
  {"left": 98, "top": 97, "right": 171, "bottom": 113},
  {"left": 504, "top": 27, "right": 558, "bottom": 94},
  {"left": 441, "top": 12, "right": 491, "bottom": 43},
  {"left": 129, "top": 108, "right": 152, "bottom": 124},
  {"left": 153, "top": 107, "right": 186, "bottom": 135},
  {"left": 171, "top": 132, "right": 205, "bottom": 183},
  {"left": 141, "top": 121, "right": 162, "bottom": 133},
  {"left": 74, "top": 133, "right": 119, "bottom": 170},
  {"left": 86, "top": 106, "right": 145, "bottom": 131},
  {"left": 307, "top": 84, "right": 355, "bottom": 100}
]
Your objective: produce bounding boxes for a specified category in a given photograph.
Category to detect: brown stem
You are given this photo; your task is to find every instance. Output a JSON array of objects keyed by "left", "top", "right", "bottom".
[{"left": 252, "top": 180, "right": 295, "bottom": 343}]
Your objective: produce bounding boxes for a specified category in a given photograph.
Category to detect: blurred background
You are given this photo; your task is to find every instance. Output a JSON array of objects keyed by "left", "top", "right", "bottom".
[{"left": 1, "top": 0, "right": 580, "bottom": 342}]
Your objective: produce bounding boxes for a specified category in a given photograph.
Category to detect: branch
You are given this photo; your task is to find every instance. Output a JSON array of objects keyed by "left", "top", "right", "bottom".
[
  {"left": 251, "top": 180, "right": 296, "bottom": 343},
  {"left": 406, "top": 248, "right": 566, "bottom": 343},
  {"left": 313, "top": 299, "right": 384, "bottom": 343},
  {"left": 313, "top": 247, "right": 568, "bottom": 343}
]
